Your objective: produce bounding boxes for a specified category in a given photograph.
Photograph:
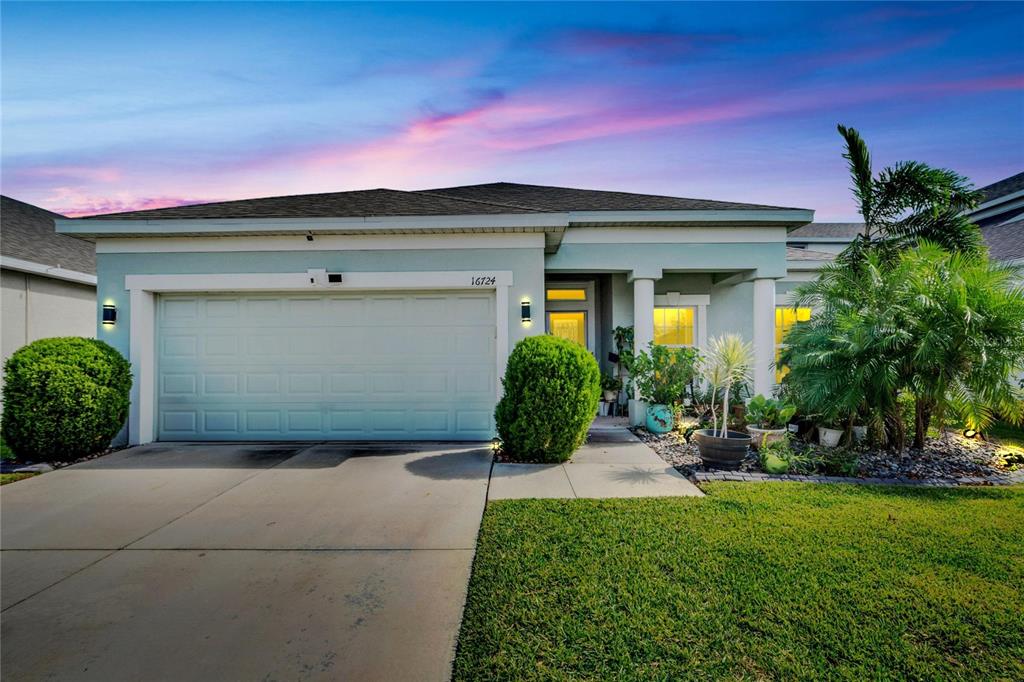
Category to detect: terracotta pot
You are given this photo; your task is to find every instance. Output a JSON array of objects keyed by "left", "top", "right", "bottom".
[
  {"left": 746, "top": 426, "right": 787, "bottom": 450},
  {"left": 693, "top": 429, "right": 751, "bottom": 470}
]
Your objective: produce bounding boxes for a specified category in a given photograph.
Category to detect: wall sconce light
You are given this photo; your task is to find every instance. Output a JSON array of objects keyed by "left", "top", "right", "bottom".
[
  {"left": 102, "top": 304, "right": 117, "bottom": 325},
  {"left": 521, "top": 299, "right": 531, "bottom": 323}
]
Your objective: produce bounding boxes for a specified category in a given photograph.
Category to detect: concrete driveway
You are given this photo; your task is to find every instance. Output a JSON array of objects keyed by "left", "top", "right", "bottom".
[{"left": 1, "top": 441, "right": 492, "bottom": 681}]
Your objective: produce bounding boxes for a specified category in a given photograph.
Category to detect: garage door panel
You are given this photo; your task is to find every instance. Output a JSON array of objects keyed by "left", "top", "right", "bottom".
[{"left": 157, "top": 291, "right": 496, "bottom": 440}]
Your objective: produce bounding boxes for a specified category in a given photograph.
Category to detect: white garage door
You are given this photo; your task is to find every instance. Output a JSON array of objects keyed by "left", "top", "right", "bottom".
[{"left": 156, "top": 291, "right": 496, "bottom": 441}]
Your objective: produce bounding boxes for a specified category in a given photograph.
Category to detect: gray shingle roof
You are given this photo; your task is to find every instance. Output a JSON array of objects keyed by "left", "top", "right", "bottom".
[
  {"left": 78, "top": 182, "right": 807, "bottom": 220},
  {"left": 786, "top": 246, "right": 835, "bottom": 261},
  {"left": 1, "top": 196, "right": 94, "bottom": 275},
  {"left": 423, "top": 182, "right": 804, "bottom": 212},
  {"left": 787, "top": 222, "right": 864, "bottom": 239},
  {"left": 982, "top": 220, "right": 1024, "bottom": 262},
  {"left": 81, "top": 188, "right": 542, "bottom": 220},
  {"left": 978, "top": 172, "right": 1024, "bottom": 203}
]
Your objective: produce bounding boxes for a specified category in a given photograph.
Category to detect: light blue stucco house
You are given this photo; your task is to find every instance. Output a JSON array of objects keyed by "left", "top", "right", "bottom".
[{"left": 56, "top": 183, "right": 819, "bottom": 444}]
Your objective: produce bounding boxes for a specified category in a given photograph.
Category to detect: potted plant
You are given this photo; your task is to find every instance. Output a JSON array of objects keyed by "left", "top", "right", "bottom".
[
  {"left": 818, "top": 418, "right": 845, "bottom": 447},
  {"left": 745, "top": 394, "right": 796, "bottom": 450},
  {"left": 692, "top": 334, "right": 754, "bottom": 469},
  {"left": 629, "top": 342, "right": 699, "bottom": 434},
  {"left": 600, "top": 372, "right": 622, "bottom": 403}
]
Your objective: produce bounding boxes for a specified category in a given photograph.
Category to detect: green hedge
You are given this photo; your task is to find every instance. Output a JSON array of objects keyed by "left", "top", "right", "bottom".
[
  {"left": 495, "top": 335, "right": 600, "bottom": 463},
  {"left": 2, "top": 338, "right": 132, "bottom": 462}
]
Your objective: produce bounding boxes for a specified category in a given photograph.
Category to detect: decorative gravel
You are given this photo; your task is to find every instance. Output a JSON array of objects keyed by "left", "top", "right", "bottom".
[{"left": 632, "top": 427, "right": 1024, "bottom": 486}]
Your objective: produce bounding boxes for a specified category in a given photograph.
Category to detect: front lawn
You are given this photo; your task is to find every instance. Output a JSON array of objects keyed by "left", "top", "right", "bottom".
[{"left": 454, "top": 484, "right": 1023, "bottom": 681}]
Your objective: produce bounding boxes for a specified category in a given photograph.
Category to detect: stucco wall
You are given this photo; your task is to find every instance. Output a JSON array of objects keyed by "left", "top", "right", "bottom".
[
  {"left": 1, "top": 269, "right": 96, "bottom": 413},
  {"left": 1, "top": 269, "right": 96, "bottom": 362}
]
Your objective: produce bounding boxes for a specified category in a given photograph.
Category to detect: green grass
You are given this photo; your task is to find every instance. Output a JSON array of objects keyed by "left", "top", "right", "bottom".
[
  {"left": 453, "top": 484, "right": 1024, "bottom": 681},
  {"left": 0, "top": 472, "right": 37, "bottom": 485}
]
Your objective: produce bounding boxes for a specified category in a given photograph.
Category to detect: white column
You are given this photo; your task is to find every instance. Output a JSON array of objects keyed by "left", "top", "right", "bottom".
[
  {"left": 752, "top": 277, "right": 776, "bottom": 397},
  {"left": 630, "top": 277, "right": 656, "bottom": 424}
]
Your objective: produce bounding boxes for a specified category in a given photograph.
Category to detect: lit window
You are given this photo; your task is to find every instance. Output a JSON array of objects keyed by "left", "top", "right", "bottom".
[
  {"left": 548, "top": 311, "right": 587, "bottom": 345},
  {"left": 546, "top": 288, "right": 587, "bottom": 301},
  {"left": 653, "top": 307, "right": 695, "bottom": 346},
  {"left": 775, "top": 307, "right": 811, "bottom": 381}
]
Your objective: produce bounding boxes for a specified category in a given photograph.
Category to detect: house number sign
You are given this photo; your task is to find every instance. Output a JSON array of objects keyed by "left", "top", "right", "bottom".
[{"left": 470, "top": 275, "right": 497, "bottom": 286}]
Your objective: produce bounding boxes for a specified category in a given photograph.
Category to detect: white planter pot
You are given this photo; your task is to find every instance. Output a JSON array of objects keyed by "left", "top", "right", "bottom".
[
  {"left": 628, "top": 399, "right": 645, "bottom": 426},
  {"left": 603, "top": 390, "right": 619, "bottom": 402},
  {"left": 852, "top": 425, "right": 867, "bottom": 443},
  {"left": 598, "top": 401, "right": 610, "bottom": 417},
  {"left": 818, "top": 426, "right": 844, "bottom": 448},
  {"left": 747, "top": 426, "right": 787, "bottom": 450}
]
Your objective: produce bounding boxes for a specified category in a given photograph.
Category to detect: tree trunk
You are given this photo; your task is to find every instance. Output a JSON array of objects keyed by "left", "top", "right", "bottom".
[
  {"left": 884, "top": 407, "right": 906, "bottom": 454},
  {"left": 721, "top": 383, "right": 730, "bottom": 439},
  {"left": 913, "top": 400, "right": 932, "bottom": 450}
]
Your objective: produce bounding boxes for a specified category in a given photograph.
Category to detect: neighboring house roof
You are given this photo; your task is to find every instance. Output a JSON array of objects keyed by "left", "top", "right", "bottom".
[
  {"left": 969, "top": 171, "right": 1024, "bottom": 228},
  {"left": 787, "top": 222, "right": 864, "bottom": 240},
  {"left": 78, "top": 182, "right": 806, "bottom": 221},
  {"left": 422, "top": 182, "right": 801, "bottom": 212},
  {"left": 981, "top": 220, "right": 1024, "bottom": 263},
  {"left": 978, "top": 171, "right": 1024, "bottom": 203},
  {"left": 786, "top": 246, "right": 836, "bottom": 262},
  {"left": 1, "top": 195, "right": 95, "bottom": 278}
]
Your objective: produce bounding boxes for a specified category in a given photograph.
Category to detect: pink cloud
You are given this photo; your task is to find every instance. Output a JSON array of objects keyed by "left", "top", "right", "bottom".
[{"left": 47, "top": 188, "right": 215, "bottom": 217}]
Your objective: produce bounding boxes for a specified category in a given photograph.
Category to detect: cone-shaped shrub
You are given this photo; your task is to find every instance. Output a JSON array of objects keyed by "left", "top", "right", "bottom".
[
  {"left": 495, "top": 335, "right": 600, "bottom": 463},
  {"left": 2, "top": 337, "right": 132, "bottom": 462}
]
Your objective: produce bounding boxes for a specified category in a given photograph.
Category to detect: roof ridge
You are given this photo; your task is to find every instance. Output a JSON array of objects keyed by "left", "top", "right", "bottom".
[{"left": 408, "top": 188, "right": 547, "bottom": 213}]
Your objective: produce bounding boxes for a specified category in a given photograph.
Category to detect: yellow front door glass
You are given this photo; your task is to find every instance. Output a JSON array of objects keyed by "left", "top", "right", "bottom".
[
  {"left": 775, "top": 307, "right": 812, "bottom": 381},
  {"left": 549, "top": 311, "right": 586, "bottom": 346},
  {"left": 653, "top": 307, "right": 695, "bottom": 346}
]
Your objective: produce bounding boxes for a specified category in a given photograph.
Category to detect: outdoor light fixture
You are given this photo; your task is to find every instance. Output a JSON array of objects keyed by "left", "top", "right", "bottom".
[
  {"left": 102, "top": 304, "right": 117, "bottom": 325},
  {"left": 521, "top": 299, "right": 531, "bottom": 323},
  {"left": 963, "top": 428, "right": 978, "bottom": 439},
  {"left": 306, "top": 231, "right": 314, "bottom": 242}
]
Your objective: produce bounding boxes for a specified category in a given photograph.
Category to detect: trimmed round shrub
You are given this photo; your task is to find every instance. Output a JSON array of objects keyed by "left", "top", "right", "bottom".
[
  {"left": 2, "top": 337, "right": 132, "bottom": 462},
  {"left": 495, "top": 335, "right": 601, "bottom": 463}
]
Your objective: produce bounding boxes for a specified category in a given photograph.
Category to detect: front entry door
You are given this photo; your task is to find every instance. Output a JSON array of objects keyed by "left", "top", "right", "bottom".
[{"left": 548, "top": 311, "right": 587, "bottom": 347}]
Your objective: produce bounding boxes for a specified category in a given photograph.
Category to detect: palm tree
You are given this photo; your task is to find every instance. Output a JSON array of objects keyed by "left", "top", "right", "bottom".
[
  {"left": 700, "top": 335, "right": 753, "bottom": 438},
  {"left": 785, "top": 244, "right": 1024, "bottom": 451},
  {"left": 836, "top": 125, "right": 985, "bottom": 264}
]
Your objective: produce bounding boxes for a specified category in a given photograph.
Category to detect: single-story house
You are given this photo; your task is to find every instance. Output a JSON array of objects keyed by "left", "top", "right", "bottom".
[
  {"left": 57, "top": 183, "right": 821, "bottom": 444},
  {"left": 966, "top": 171, "right": 1024, "bottom": 267},
  {"left": 1, "top": 196, "right": 97, "bottom": 403}
]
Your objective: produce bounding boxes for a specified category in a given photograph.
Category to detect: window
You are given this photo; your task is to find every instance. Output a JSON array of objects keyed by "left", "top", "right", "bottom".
[
  {"left": 653, "top": 307, "right": 695, "bottom": 346},
  {"left": 775, "top": 307, "right": 811, "bottom": 381},
  {"left": 548, "top": 311, "right": 587, "bottom": 346},
  {"left": 546, "top": 288, "right": 587, "bottom": 301}
]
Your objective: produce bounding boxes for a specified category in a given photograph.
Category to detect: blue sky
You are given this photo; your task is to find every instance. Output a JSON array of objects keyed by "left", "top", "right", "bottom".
[{"left": 2, "top": 1, "right": 1022, "bottom": 217}]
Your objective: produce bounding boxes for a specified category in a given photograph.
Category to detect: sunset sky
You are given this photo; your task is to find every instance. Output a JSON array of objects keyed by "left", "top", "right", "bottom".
[{"left": 2, "top": 1, "right": 1022, "bottom": 219}]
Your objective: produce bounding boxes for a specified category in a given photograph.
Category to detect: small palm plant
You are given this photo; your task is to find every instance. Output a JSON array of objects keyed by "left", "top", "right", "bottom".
[{"left": 701, "top": 334, "right": 754, "bottom": 438}]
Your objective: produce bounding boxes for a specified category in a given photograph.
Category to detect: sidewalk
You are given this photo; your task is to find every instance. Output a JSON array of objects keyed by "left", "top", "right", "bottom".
[{"left": 489, "top": 418, "right": 704, "bottom": 499}]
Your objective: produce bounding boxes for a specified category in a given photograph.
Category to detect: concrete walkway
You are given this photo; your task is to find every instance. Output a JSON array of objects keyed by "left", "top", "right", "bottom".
[{"left": 489, "top": 418, "right": 704, "bottom": 499}]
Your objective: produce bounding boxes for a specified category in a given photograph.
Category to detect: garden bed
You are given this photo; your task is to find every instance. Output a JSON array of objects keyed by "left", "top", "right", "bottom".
[{"left": 633, "top": 427, "right": 1024, "bottom": 486}]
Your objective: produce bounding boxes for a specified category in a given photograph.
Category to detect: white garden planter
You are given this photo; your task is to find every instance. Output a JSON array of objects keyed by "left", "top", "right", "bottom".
[
  {"left": 747, "top": 426, "right": 787, "bottom": 450},
  {"left": 818, "top": 426, "right": 844, "bottom": 447},
  {"left": 603, "top": 390, "right": 619, "bottom": 402}
]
